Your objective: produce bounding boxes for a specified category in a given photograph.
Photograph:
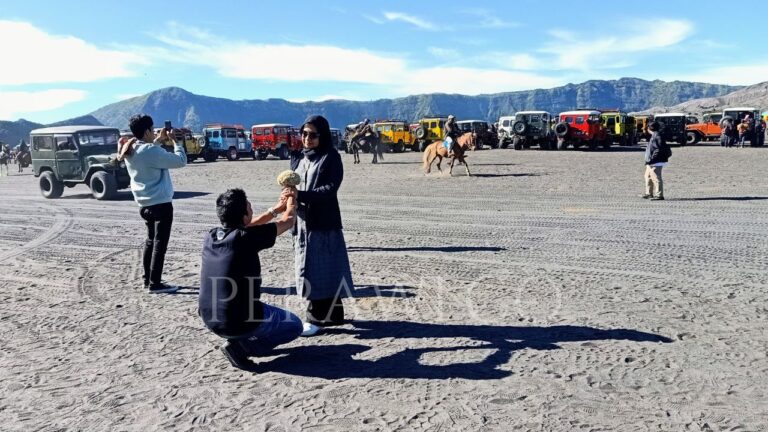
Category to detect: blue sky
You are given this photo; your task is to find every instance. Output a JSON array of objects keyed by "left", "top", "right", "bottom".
[{"left": 1, "top": 0, "right": 765, "bottom": 123}]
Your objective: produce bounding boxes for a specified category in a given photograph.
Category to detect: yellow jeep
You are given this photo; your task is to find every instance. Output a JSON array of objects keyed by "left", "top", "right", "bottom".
[
  {"left": 373, "top": 120, "right": 413, "bottom": 153},
  {"left": 413, "top": 116, "right": 448, "bottom": 152},
  {"left": 600, "top": 110, "right": 637, "bottom": 146}
]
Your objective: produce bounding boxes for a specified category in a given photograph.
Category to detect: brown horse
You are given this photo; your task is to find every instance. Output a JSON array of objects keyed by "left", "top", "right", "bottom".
[{"left": 422, "top": 132, "right": 476, "bottom": 176}]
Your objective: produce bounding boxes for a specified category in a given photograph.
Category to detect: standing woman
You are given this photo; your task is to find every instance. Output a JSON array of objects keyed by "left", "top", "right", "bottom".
[{"left": 286, "top": 115, "right": 354, "bottom": 336}]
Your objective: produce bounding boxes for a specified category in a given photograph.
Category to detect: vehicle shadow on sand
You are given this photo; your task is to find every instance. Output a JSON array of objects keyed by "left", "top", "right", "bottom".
[
  {"left": 348, "top": 246, "right": 505, "bottom": 253},
  {"left": 261, "top": 284, "right": 417, "bottom": 299},
  {"left": 247, "top": 320, "right": 672, "bottom": 379},
  {"left": 470, "top": 173, "right": 544, "bottom": 178},
  {"left": 672, "top": 196, "right": 768, "bottom": 201},
  {"left": 59, "top": 191, "right": 210, "bottom": 200}
]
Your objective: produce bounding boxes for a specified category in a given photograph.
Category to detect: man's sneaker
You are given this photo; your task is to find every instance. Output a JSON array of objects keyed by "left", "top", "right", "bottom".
[
  {"left": 650, "top": 196, "right": 665, "bottom": 201},
  {"left": 639, "top": 194, "right": 651, "bottom": 199},
  {"left": 148, "top": 283, "right": 179, "bottom": 294},
  {"left": 220, "top": 340, "right": 256, "bottom": 370},
  {"left": 301, "top": 322, "right": 321, "bottom": 337}
]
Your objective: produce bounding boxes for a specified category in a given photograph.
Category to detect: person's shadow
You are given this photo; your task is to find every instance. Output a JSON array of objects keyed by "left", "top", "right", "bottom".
[{"left": 249, "top": 320, "right": 672, "bottom": 379}]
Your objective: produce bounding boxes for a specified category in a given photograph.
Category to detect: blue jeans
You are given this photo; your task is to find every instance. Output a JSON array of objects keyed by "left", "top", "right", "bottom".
[
  {"left": 236, "top": 304, "right": 302, "bottom": 356},
  {"left": 443, "top": 137, "right": 453, "bottom": 151}
]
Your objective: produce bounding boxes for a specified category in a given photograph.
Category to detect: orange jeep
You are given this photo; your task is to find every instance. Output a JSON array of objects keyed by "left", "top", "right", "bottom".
[{"left": 685, "top": 113, "right": 722, "bottom": 144}]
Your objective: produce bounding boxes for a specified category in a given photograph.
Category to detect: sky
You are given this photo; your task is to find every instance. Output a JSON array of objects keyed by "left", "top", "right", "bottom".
[{"left": 1, "top": 0, "right": 765, "bottom": 123}]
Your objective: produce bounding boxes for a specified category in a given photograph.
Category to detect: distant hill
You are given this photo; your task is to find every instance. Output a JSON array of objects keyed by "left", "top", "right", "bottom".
[
  {"left": 0, "top": 115, "right": 103, "bottom": 148},
  {"left": 88, "top": 78, "right": 741, "bottom": 131},
  {"left": 0, "top": 119, "right": 44, "bottom": 147},
  {"left": 635, "top": 81, "right": 768, "bottom": 115}
]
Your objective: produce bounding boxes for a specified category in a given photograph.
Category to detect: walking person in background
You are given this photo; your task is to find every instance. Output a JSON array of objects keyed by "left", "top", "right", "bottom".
[
  {"left": 720, "top": 119, "right": 733, "bottom": 148},
  {"left": 755, "top": 118, "right": 765, "bottom": 147},
  {"left": 283, "top": 115, "right": 354, "bottom": 336},
  {"left": 737, "top": 119, "right": 749, "bottom": 148},
  {"left": 122, "top": 114, "right": 187, "bottom": 293},
  {"left": 641, "top": 121, "right": 671, "bottom": 201}
]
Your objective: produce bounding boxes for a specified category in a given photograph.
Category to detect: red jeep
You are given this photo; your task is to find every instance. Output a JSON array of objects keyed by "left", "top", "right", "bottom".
[
  {"left": 554, "top": 110, "right": 608, "bottom": 150},
  {"left": 251, "top": 123, "right": 302, "bottom": 160},
  {"left": 685, "top": 113, "right": 722, "bottom": 144}
]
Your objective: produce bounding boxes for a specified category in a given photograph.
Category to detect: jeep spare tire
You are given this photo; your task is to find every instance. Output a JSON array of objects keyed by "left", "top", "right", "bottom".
[
  {"left": 719, "top": 116, "right": 734, "bottom": 128},
  {"left": 90, "top": 171, "right": 117, "bottom": 200},
  {"left": 415, "top": 127, "right": 427, "bottom": 139},
  {"left": 554, "top": 122, "right": 569, "bottom": 137},
  {"left": 512, "top": 121, "right": 528, "bottom": 135}
]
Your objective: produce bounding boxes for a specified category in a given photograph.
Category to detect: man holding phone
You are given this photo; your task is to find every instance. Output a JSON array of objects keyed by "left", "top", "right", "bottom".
[{"left": 124, "top": 114, "right": 187, "bottom": 293}]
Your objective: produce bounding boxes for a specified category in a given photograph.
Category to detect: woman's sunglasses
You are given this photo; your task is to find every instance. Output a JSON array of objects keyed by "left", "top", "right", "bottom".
[{"left": 301, "top": 131, "right": 320, "bottom": 139}]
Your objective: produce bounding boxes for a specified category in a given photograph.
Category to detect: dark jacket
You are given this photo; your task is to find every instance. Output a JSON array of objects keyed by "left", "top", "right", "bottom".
[
  {"left": 645, "top": 132, "right": 670, "bottom": 164},
  {"left": 296, "top": 115, "right": 344, "bottom": 231},
  {"left": 444, "top": 118, "right": 459, "bottom": 139}
]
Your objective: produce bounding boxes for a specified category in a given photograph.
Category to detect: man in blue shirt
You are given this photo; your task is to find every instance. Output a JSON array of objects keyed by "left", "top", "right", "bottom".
[
  {"left": 123, "top": 114, "right": 187, "bottom": 293},
  {"left": 199, "top": 188, "right": 301, "bottom": 370}
]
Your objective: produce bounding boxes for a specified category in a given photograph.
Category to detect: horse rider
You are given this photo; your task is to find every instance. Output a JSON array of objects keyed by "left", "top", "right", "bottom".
[
  {"left": 351, "top": 119, "right": 382, "bottom": 163},
  {"left": 443, "top": 115, "right": 460, "bottom": 157}
]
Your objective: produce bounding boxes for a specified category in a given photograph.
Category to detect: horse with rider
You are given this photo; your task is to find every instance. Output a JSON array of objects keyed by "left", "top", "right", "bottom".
[{"left": 348, "top": 119, "right": 383, "bottom": 164}]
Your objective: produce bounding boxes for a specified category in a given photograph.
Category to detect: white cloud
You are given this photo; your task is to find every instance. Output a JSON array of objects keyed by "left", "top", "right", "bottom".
[
  {"left": 115, "top": 93, "right": 142, "bottom": 101},
  {"left": 428, "top": 47, "right": 461, "bottom": 59},
  {"left": 541, "top": 19, "right": 694, "bottom": 70},
  {"left": 460, "top": 8, "right": 519, "bottom": 29},
  {"left": 667, "top": 64, "right": 768, "bottom": 86},
  {"left": 155, "top": 27, "right": 406, "bottom": 84},
  {"left": 398, "top": 67, "right": 563, "bottom": 95},
  {"left": 382, "top": 12, "right": 437, "bottom": 30},
  {"left": 153, "top": 25, "right": 565, "bottom": 96},
  {"left": 0, "top": 21, "right": 147, "bottom": 85},
  {"left": 487, "top": 53, "right": 539, "bottom": 70},
  {"left": 0, "top": 89, "right": 87, "bottom": 120}
]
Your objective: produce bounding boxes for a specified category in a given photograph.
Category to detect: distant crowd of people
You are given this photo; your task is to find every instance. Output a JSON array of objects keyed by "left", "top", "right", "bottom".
[{"left": 720, "top": 115, "right": 766, "bottom": 148}]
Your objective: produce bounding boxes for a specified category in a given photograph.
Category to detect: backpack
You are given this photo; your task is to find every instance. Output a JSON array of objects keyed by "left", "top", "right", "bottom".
[{"left": 660, "top": 143, "right": 672, "bottom": 159}]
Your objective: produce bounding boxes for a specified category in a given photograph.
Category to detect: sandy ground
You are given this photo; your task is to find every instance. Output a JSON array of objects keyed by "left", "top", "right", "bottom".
[{"left": 1, "top": 144, "right": 768, "bottom": 431}]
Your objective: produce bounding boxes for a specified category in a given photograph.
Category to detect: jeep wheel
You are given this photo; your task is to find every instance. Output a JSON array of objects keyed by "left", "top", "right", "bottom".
[
  {"left": 512, "top": 121, "right": 528, "bottom": 135},
  {"left": 90, "top": 171, "right": 117, "bottom": 200},
  {"left": 40, "top": 171, "right": 64, "bottom": 199},
  {"left": 203, "top": 151, "right": 217, "bottom": 162},
  {"left": 588, "top": 139, "right": 598, "bottom": 150},
  {"left": 418, "top": 141, "right": 430, "bottom": 152},
  {"left": 394, "top": 140, "right": 405, "bottom": 153},
  {"left": 415, "top": 127, "right": 427, "bottom": 140},
  {"left": 539, "top": 140, "right": 550, "bottom": 150},
  {"left": 187, "top": 155, "right": 197, "bottom": 163},
  {"left": 227, "top": 147, "right": 239, "bottom": 161},
  {"left": 556, "top": 139, "right": 568, "bottom": 150},
  {"left": 602, "top": 139, "right": 611, "bottom": 150},
  {"left": 512, "top": 136, "right": 522, "bottom": 150},
  {"left": 686, "top": 131, "right": 699, "bottom": 145},
  {"left": 278, "top": 146, "right": 290, "bottom": 160}
]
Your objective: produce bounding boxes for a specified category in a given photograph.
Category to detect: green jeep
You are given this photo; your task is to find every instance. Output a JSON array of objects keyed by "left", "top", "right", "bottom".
[{"left": 31, "top": 126, "right": 131, "bottom": 200}]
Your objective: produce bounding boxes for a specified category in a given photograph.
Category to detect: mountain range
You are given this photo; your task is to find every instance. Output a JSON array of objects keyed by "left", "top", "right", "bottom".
[{"left": 0, "top": 78, "right": 749, "bottom": 145}]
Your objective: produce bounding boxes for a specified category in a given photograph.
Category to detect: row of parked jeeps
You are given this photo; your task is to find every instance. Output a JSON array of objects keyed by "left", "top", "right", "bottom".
[{"left": 495, "top": 106, "right": 764, "bottom": 151}]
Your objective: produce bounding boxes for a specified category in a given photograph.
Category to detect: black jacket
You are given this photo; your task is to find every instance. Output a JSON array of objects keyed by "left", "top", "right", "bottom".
[
  {"left": 296, "top": 150, "right": 344, "bottom": 230},
  {"left": 646, "top": 132, "right": 670, "bottom": 165}
]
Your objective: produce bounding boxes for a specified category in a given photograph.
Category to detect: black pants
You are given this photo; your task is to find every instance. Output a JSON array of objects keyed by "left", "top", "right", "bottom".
[
  {"left": 139, "top": 202, "right": 173, "bottom": 287},
  {"left": 307, "top": 297, "right": 345, "bottom": 326}
]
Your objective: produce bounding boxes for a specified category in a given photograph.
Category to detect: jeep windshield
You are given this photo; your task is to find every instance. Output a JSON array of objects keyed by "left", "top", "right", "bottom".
[
  {"left": 76, "top": 131, "right": 119, "bottom": 148},
  {"left": 658, "top": 117, "right": 684, "bottom": 124}
]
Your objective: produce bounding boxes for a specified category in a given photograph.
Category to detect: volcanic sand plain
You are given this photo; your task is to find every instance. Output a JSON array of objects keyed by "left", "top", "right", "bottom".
[{"left": 1, "top": 144, "right": 767, "bottom": 431}]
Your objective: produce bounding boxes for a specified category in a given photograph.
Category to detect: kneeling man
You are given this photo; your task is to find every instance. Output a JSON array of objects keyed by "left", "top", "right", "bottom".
[{"left": 199, "top": 188, "right": 300, "bottom": 369}]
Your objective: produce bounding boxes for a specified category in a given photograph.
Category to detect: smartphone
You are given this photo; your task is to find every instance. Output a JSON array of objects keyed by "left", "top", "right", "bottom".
[{"left": 164, "top": 120, "right": 172, "bottom": 131}]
